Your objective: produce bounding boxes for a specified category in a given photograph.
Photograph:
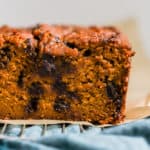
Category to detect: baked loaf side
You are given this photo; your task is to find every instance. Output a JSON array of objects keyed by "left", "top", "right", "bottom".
[{"left": 0, "top": 25, "right": 134, "bottom": 124}]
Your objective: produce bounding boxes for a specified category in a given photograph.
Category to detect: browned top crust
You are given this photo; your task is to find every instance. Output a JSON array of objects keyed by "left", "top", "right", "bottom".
[{"left": 0, "top": 24, "right": 134, "bottom": 57}]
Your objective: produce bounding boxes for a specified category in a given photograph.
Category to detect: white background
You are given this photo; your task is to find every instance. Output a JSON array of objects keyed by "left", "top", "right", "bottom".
[{"left": 0, "top": 0, "right": 150, "bottom": 56}]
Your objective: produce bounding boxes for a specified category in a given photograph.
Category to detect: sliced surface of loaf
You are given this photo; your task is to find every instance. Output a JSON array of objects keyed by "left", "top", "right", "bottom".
[{"left": 0, "top": 24, "right": 134, "bottom": 124}]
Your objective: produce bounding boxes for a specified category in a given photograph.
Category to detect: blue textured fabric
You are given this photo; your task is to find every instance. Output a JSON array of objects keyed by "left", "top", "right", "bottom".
[{"left": 0, "top": 119, "right": 150, "bottom": 150}]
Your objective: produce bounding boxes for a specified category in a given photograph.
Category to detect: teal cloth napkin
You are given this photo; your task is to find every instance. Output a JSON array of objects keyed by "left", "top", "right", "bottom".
[{"left": 0, "top": 119, "right": 150, "bottom": 150}]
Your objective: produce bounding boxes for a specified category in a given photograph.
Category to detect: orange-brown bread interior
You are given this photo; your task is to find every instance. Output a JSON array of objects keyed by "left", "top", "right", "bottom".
[{"left": 0, "top": 25, "right": 134, "bottom": 124}]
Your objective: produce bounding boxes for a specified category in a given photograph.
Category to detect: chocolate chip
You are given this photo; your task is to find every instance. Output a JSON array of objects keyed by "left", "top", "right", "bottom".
[
  {"left": 104, "top": 76, "right": 108, "bottom": 82},
  {"left": 54, "top": 97, "right": 70, "bottom": 112},
  {"left": 39, "top": 53, "right": 56, "bottom": 76},
  {"left": 83, "top": 49, "right": 92, "bottom": 57},
  {"left": 115, "top": 99, "right": 122, "bottom": 113},
  {"left": 28, "top": 82, "right": 44, "bottom": 96},
  {"left": 17, "top": 70, "right": 24, "bottom": 87},
  {"left": 0, "top": 47, "right": 11, "bottom": 69},
  {"left": 110, "top": 60, "right": 114, "bottom": 65},
  {"left": 106, "top": 82, "right": 120, "bottom": 100},
  {"left": 53, "top": 75, "right": 80, "bottom": 101},
  {"left": 106, "top": 82, "right": 122, "bottom": 114},
  {"left": 65, "top": 42, "right": 76, "bottom": 49},
  {"left": 34, "top": 35, "right": 40, "bottom": 40},
  {"left": 25, "top": 97, "right": 39, "bottom": 113},
  {"left": 110, "top": 48, "right": 113, "bottom": 53},
  {"left": 42, "top": 53, "right": 55, "bottom": 63},
  {"left": 53, "top": 76, "right": 67, "bottom": 95},
  {"left": 39, "top": 60, "right": 56, "bottom": 77},
  {"left": 24, "top": 38, "right": 37, "bottom": 58},
  {"left": 24, "top": 39, "right": 32, "bottom": 52}
]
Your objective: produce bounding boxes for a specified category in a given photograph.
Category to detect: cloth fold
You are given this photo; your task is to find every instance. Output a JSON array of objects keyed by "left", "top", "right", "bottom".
[{"left": 0, "top": 119, "right": 150, "bottom": 150}]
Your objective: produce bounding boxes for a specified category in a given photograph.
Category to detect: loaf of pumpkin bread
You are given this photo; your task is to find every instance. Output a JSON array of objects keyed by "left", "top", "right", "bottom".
[{"left": 0, "top": 24, "right": 134, "bottom": 124}]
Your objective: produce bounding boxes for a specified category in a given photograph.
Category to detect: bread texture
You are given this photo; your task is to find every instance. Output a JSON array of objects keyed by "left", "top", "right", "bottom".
[{"left": 0, "top": 24, "right": 134, "bottom": 124}]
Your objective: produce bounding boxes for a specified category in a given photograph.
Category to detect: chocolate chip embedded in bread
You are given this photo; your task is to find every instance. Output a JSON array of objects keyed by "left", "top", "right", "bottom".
[
  {"left": 28, "top": 82, "right": 44, "bottom": 96},
  {"left": 38, "top": 60, "right": 56, "bottom": 77},
  {"left": 25, "top": 97, "right": 39, "bottom": 113},
  {"left": 54, "top": 97, "right": 70, "bottom": 112},
  {"left": 0, "top": 47, "right": 12, "bottom": 69},
  {"left": 24, "top": 38, "right": 37, "bottom": 58},
  {"left": 52, "top": 76, "right": 67, "bottom": 95},
  {"left": 17, "top": 70, "right": 24, "bottom": 87},
  {"left": 65, "top": 42, "right": 77, "bottom": 49},
  {"left": 106, "top": 82, "right": 120, "bottom": 100},
  {"left": 83, "top": 49, "right": 92, "bottom": 57}
]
